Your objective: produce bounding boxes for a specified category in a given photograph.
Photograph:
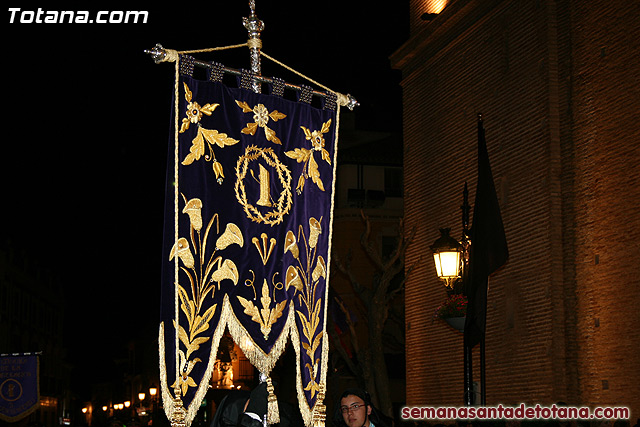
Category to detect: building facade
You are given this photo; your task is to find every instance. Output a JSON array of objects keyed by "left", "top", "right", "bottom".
[{"left": 391, "top": 0, "right": 639, "bottom": 419}]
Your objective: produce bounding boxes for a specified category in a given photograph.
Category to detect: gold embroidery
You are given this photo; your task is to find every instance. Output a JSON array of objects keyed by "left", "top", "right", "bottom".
[
  {"left": 168, "top": 195, "right": 244, "bottom": 396},
  {"left": 285, "top": 119, "right": 333, "bottom": 194},
  {"left": 216, "top": 223, "right": 244, "bottom": 250},
  {"left": 252, "top": 233, "right": 277, "bottom": 265},
  {"left": 236, "top": 100, "right": 287, "bottom": 145},
  {"left": 235, "top": 146, "right": 293, "bottom": 226},
  {"left": 180, "top": 83, "right": 239, "bottom": 184},
  {"left": 237, "top": 278, "right": 288, "bottom": 340},
  {"left": 284, "top": 217, "right": 326, "bottom": 398},
  {"left": 256, "top": 164, "right": 272, "bottom": 207}
]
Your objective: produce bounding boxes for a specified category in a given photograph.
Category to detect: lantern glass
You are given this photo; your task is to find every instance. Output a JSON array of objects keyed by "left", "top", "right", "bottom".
[
  {"left": 433, "top": 250, "right": 461, "bottom": 279},
  {"left": 431, "top": 228, "right": 463, "bottom": 286}
]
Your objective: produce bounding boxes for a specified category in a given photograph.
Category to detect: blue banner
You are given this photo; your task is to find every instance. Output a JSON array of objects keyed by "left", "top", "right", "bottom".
[{"left": 0, "top": 355, "right": 40, "bottom": 422}]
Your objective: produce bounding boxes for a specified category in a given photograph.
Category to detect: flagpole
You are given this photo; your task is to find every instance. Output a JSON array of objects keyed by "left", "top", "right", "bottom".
[
  {"left": 461, "top": 184, "right": 474, "bottom": 406},
  {"left": 243, "top": 0, "right": 264, "bottom": 93}
]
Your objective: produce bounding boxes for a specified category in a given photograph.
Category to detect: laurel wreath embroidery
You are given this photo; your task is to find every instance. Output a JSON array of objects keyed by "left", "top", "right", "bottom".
[
  {"left": 285, "top": 119, "right": 332, "bottom": 194},
  {"left": 235, "top": 146, "right": 293, "bottom": 226},
  {"left": 180, "top": 83, "right": 239, "bottom": 184}
]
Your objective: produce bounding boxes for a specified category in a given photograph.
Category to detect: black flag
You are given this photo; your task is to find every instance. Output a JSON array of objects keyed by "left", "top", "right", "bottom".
[{"left": 464, "top": 115, "right": 509, "bottom": 348}]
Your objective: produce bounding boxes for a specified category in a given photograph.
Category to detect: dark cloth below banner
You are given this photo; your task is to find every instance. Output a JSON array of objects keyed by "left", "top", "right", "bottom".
[
  {"left": 160, "top": 72, "right": 338, "bottom": 427},
  {"left": 0, "top": 355, "right": 39, "bottom": 422},
  {"left": 464, "top": 117, "right": 509, "bottom": 348}
]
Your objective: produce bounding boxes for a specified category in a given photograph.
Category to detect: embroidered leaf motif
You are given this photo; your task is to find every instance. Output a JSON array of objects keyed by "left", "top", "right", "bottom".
[
  {"left": 171, "top": 200, "right": 244, "bottom": 397},
  {"left": 235, "top": 100, "right": 253, "bottom": 113},
  {"left": 264, "top": 127, "right": 281, "bottom": 145},
  {"left": 200, "top": 128, "right": 238, "bottom": 148},
  {"left": 200, "top": 103, "right": 219, "bottom": 116},
  {"left": 237, "top": 280, "right": 287, "bottom": 340},
  {"left": 308, "top": 154, "right": 324, "bottom": 191},
  {"left": 321, "top": 148, "right": 331, "bottom": 164},
  {"left": 286, "top": 121, "right": 332, "bottom": 194},
  {"left": 237, "top": 296, "right": 262, "bottom": 324},
  {"left": 285, "top": 148, "right": 312, "bottom": 163},
  {"left": 269, "top": 110, "right": 287, "bottom": 121},
  {"left": 241, "top": 122, "right": 259, "bottom": 136},
  {"left": 285, "top": 218, "right": 327, "bottom": 398},
  {"left": 179, "top": 83, "right": 238, "bottom": 184},
  {"left": 321, "top": 119, "right": 332, "bottom": 134},
  {"left": 184, "top": 83, "right": 193, "bottom": 102},
  {"left": 182, "top": 132, "right": 205, "bottom": 165}
]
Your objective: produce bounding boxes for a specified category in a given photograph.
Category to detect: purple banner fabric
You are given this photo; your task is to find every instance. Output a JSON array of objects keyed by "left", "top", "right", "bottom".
[{"left": 159, "top": 74, "right": 337, "bottom": 427}]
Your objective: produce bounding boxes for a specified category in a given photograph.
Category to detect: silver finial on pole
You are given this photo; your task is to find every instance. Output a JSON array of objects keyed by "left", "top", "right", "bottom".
[
  {"left": 243, "top": 0, "right": 264, "bottom": 93},
  {"left": 144, "top": 44, "right": 168, "bottom": 64}
]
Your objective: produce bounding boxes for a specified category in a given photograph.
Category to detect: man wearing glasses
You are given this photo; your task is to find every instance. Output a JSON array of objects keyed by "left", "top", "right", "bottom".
[{"left": 334, "top": 388, "right": 388, "bottom": 427}]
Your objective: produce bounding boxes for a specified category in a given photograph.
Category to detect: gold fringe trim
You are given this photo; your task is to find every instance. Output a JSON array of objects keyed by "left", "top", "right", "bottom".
[
  {"left": 184, "top": 303, "right": 229, "bottom": 424},
  {"left": 159, "top": 322, "right": 176, "bottom": 422},
  {"left": 223, "top": 294, "right": 294, "bottom": 376}
]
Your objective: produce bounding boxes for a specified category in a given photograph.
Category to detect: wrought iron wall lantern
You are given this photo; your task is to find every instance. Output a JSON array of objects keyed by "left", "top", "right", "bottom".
[
  {"left": 431, "top": 184, "right": 471, "bottom": 294},
  {"left": 430, "top": 228, "right": 463, "bottom": 289}
]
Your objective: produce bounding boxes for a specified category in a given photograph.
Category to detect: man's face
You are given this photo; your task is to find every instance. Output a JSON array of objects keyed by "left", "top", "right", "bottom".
[{"left": 340, "top": 395, "right": 371, "bottom": 427}]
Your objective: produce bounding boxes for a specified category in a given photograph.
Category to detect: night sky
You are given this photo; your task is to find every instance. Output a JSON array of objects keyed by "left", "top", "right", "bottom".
[{"left": 3, "top": 2, "right": 407, "bottom": 383}]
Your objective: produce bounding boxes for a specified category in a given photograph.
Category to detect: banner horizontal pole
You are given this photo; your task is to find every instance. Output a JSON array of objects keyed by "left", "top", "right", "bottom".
[{"left": 144, "top": 44, "right": 360, "bottom": 110}]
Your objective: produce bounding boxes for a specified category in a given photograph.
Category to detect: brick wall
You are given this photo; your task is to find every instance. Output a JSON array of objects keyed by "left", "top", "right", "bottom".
[
  {"left": 568, "top": 0, "right": 640, "bottom": 414},
  {"left": 391, "top": 0, "right": 640, "bottom": 419}
]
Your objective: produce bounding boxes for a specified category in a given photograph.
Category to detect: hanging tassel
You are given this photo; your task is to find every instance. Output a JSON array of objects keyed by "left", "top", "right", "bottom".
[
  {"left": 170, "top": 386, "right": 188, "bottom": 427},
  {"left": 266, "top": 376, "right": 280, "bottom": 424},
  {"left": 312, "top": 382, "right": 326, "bottom": 427}
]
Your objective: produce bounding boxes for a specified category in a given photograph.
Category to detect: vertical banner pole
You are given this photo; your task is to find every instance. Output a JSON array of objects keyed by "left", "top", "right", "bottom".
[{"left": 243, "top": 0, "right": 264, "bottom": 93}]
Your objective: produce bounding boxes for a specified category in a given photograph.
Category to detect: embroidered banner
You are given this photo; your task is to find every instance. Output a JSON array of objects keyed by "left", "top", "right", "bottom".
[
  {"left": 159, "top": 69, "right": 338, "bottom": 427},
  {"left": 0, "top": 354, "right": 39, "bottom": 422}
]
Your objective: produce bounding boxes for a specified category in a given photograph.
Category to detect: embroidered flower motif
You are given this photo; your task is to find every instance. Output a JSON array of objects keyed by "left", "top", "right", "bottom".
[
  {"left": 169, "top": 238, "right": 195, "bottom": 269},
  {"left": 172, "top": 350, "right": 201, "bottom": 397},
  {"left": 310, "top": 129, "right": 326, "bottom": 151},
  {"left": 179, "top": 83, "right": 239, "bottom": 184},
  {"left": 253, "top": 104, "right": 270, "bottom": 127},
  {"left": 185, "top": 101, "right": 204, "bottom": 126},
  {"left": 182, "top": 196, "right": 203, "bottom": 232},
  {"left": 236, "top": 100, "right": 287, "bottom": 144},
  {"left": 285, "top": 119, "right": 333, "bottom": 194},
  {"left": 180, "top": 83, "right": 218, "bottom": 132}
]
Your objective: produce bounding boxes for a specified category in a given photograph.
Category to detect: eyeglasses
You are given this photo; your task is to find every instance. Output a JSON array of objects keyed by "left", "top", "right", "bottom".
[{"left": 340, "top": 403, "right": 365, "bottom": 414}]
